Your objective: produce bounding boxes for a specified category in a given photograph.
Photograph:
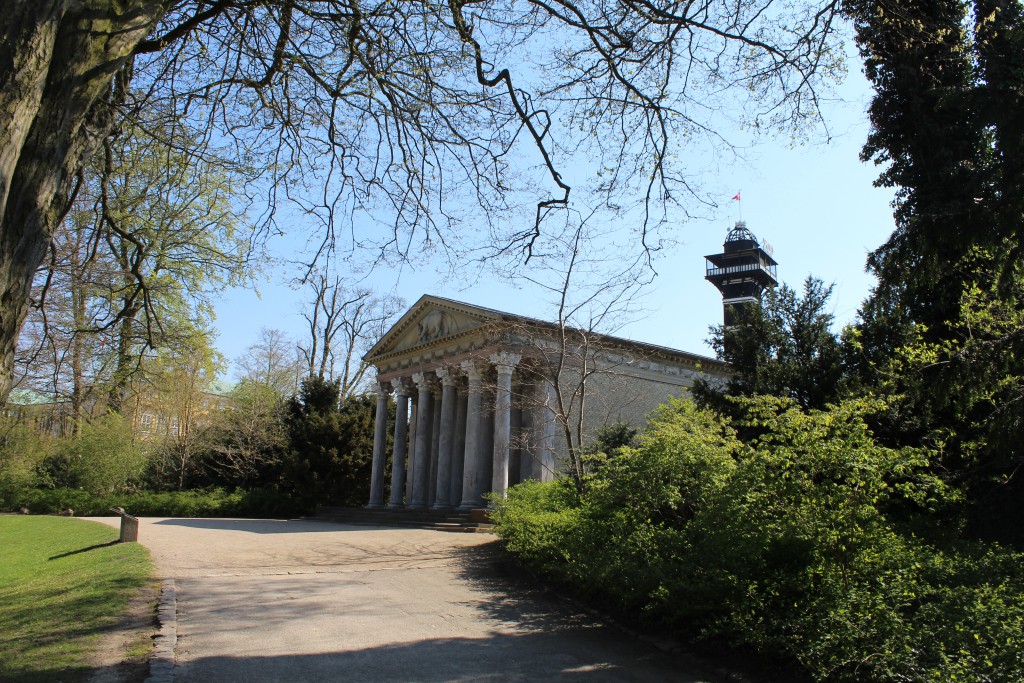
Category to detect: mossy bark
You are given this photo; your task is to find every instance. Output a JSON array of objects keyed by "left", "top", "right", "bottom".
[{"left": 0, "top": 0, "right": 163, "bottom": 401}]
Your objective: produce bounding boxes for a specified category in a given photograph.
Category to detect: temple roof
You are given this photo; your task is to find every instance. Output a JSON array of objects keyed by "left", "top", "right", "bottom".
[{"left": 364, "top": 294, "right": 726, "bottom": 371}]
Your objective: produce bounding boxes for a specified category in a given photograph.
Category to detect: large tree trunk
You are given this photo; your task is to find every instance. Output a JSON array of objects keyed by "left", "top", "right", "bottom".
[{"left": 0, "top": 0, "right": 162, "bottom": 402}]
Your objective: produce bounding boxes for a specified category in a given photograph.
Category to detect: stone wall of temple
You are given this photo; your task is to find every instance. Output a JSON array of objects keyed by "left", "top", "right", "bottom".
[
  {"left": 537, "top": 365, "right": 695, "bottom": 465},
  {"left": 581, "top": 370, "right": 691, "bottom": 434}
]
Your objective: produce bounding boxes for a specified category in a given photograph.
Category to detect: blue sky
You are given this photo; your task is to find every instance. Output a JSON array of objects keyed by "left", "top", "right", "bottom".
[{"left": 212, "top": 64, "right": 896, "bottom": 379}]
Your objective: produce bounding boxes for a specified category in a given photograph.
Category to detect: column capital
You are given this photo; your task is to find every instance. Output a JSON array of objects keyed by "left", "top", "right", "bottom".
[
  {"left": 393, "top": 377, "right": 413, "bottom": 397},
  {"left": 374, "top": 379, "right": 393, "bottom": 396},
  {"left": 490, "top": 352, "right": 522, "bottom": 375},
  {"left": 411, "top": 371, "right": 438, "bottom": 390},
  {"left": 460, "top": 359, "right": 486, "bottom": 381},
  {"left": 435, "top": 366, "right": 461, "bottom": 387}
]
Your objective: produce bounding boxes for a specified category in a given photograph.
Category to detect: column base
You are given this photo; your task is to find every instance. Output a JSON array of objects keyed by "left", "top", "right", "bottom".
[
  {"left": 365, "top": 503, "right": 386, "bottom": 510},
  {"left": 387, "top": 502, "right": 405, "bottom": 510},
  {"left": 430, "top": 502, "right": 452, "bottom": 511},
  {"left": 406, "top": 503, "right": 428, "bottom": 511}
]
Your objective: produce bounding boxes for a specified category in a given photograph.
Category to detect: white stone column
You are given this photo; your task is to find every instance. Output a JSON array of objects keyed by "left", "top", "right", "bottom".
[
  {"left": 387, "top": 379, "right": 412, "bottom": 508},
  {"left": 428, "top": 386, "right": 442, "bottom": 506},
  {"left": 406, "top": 396, "right": 417, "bottom": 502},
  {"left": 481, "top": 385, "right": 495, "bottom": 494},
  {"left": 367, "top": 379, "right": 391, "bottom": 509},
  {"left": 459, "top": 360, "right": 485, "bottom": 509},
  {"left": 490, "top": 352, "right": 521, "bottom": 502},
  {"left": 409, "top": 372, "right": 435, "bottom": 509},
  {"left": 450, "top": 386, "right": 468, "bottom": 506},
  {"left": 432, "top": 367, "right": 459, "bottom": 509}
]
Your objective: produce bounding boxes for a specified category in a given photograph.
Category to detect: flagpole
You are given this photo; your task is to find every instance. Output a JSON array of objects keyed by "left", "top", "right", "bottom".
[{"left": 731, "top": 190, "right": 742, "bottom": 223}]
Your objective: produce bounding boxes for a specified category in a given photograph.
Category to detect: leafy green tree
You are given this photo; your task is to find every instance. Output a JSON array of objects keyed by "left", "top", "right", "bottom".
[
  {"left": 695, "top": 276, "right": 846, "bottom": 410},
  {"left": 94, "top": 118, "right": 255, "bottom": 411},
  {"left": 846, "top": 0, "right": 990, "bottom": 339},
  {"left": 191, "top": 380, "right": 290, "bottom": 491},
  {"left": 15, "top": 115, "right": 255, "bottom": 418},
  {"left": 846, "top": 0, "right": 1024, "bottom": 542},
  {"left": 845, "top": 0, "right": 1024, "bottom": 369}
]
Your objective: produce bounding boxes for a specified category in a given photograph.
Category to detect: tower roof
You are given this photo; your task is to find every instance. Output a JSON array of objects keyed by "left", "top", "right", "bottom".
[{"left": 705, "top": 220, "right": 778, "bottom": 268}]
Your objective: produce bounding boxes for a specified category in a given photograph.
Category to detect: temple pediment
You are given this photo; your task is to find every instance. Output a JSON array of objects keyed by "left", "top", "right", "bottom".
[{"left": 365, "top": 295, "right": 502, "bottom": 361}]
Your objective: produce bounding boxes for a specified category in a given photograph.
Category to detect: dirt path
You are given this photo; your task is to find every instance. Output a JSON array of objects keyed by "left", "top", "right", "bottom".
[
  {"left": 87, "top": 517, "right": 726, "bottom": 682},
  {"left": 86, "top": 580, "right": 159, "bottom": 683}
]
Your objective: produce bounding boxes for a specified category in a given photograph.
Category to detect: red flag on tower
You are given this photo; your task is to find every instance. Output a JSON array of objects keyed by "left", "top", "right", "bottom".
[{"left": 731, "top": 191, "right": 741, "bottom": 201}]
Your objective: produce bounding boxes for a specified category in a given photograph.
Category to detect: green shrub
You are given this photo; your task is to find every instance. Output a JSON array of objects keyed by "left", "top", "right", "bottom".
[
  {"left": 12, "top": 487, "right": 310, "bottom": 518},
  {"left": 492, "top": 396, "right": 1024, "bottom": 682},
  {"left": 490, "top": 478, "right": 582, "bottom": 580},
  {"left": 0, "top": 418, "right": 53, "bottom": 508},
  {"left": 18, "top": 488, "right": 99, "bottom": 515},
  {"left": 67, "top": 415, "right": 149, "bottom": 495},
  {"left": 35, "top": 415, "right": 149, "bottom": 495},
  {"left": 494, "top": 397, "right": 740, "bottom": 607}
]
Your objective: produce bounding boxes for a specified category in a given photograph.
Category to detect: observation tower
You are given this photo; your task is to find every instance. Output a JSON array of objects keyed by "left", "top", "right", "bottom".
[{"left": 704, "top": 221, "right": 778, "bottom": 326}]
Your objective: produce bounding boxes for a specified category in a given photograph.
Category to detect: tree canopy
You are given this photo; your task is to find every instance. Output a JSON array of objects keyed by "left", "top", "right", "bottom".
[{"left": 0, "top": 0, "right": 844, "bottom": 399}]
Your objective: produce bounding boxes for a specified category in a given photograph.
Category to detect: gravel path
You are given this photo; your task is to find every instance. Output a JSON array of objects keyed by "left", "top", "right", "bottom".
[{"left": 87, "top": 517, "right": 724, "bottom": 682}]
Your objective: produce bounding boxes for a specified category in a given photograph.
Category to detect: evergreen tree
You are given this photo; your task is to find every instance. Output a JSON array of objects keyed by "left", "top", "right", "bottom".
[
  {"left": 282, "top": 376, "right": 391, "bottom": 506},
  {"left": 848, "top": 0, "right": 1024, "bottom": 543},
  {"left": 695, "top": 277, "right": 846, "bottom": 411},
  {"left": 848, "top": 0, "right": 1024, "bottom": 338}
]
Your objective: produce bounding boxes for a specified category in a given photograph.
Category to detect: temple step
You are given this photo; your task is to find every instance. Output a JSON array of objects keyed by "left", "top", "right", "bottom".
[{"left": 311, "top": 506, "right": 494, "bottom": 533}]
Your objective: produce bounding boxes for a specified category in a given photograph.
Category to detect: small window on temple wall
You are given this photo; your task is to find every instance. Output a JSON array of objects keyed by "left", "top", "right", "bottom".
[{"left": 140, "top": 413, "right": 154, "bottom": 431}]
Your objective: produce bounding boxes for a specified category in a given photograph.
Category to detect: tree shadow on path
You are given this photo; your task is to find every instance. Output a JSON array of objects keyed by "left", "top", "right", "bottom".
[
  {"left": 448, "top": 539, "right": 810, "bottom": 683},
  {"left": 174, "top": 632, "right": 716, "bottom": 683}
]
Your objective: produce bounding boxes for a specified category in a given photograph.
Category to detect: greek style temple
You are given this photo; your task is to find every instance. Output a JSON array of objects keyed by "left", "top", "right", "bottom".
[{"left": 364, "top": 295, "right": 730, "bottom": 510}]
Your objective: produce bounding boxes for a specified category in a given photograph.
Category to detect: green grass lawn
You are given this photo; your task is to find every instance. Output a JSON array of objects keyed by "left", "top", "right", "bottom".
[{"left": 0, "top": 515, "right": 153, "bottom": 683}]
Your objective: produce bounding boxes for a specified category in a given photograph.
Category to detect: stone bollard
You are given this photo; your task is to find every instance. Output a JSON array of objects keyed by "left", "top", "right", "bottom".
[{"left": 110, "top": 507, "right": 139, "bottom": 543}]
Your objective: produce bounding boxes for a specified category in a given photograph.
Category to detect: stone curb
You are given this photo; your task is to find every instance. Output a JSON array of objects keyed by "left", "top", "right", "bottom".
[{"left": 145, "top": 579, "right": 176, "bottom": 683}]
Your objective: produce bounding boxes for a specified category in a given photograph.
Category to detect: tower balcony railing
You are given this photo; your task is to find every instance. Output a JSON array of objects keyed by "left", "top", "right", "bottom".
[{"left": 705, "top": 262, "right": 778, "bottom": 279}]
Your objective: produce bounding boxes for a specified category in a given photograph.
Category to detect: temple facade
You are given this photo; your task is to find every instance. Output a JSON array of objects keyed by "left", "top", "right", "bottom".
[{"left": 364, "top": 295, "right": 730, "bottom": 510}]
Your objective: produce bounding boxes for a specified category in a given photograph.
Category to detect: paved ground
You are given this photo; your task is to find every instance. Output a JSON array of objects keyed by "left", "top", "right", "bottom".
[{"left": 88, "top": 517, "right": 726, "bottom": 682}]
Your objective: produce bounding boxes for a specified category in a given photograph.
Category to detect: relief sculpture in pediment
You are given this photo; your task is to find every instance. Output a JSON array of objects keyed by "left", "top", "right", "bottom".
[{"left": 417, "top": 310, "right": 458, "bottom": 342}]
